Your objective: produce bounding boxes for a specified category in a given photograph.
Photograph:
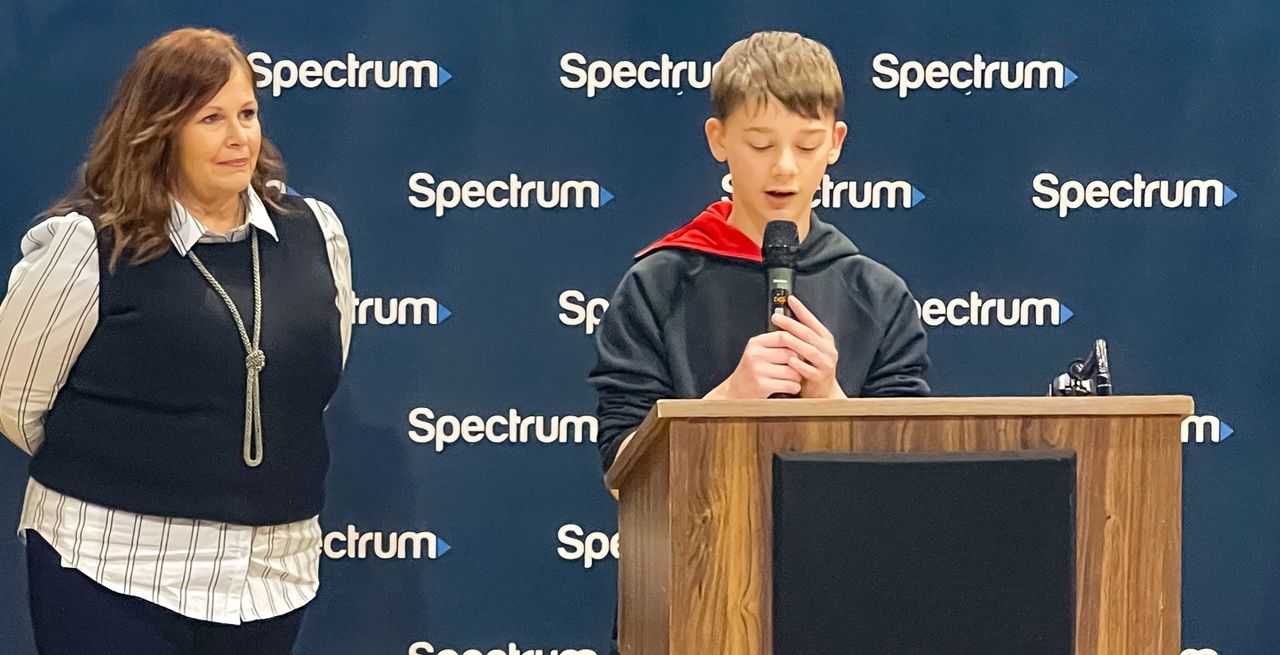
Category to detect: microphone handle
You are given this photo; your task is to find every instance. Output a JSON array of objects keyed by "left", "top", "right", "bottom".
[
  {"left": 767, "top": 266, "right": 797, "bottom": 398},
  {"left": 767, "top": 266, "right": 795, "bottom": 332}
]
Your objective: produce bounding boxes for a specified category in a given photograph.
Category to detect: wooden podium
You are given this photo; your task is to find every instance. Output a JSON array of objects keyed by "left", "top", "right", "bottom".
[{"left": 605, "top": 396, "right": 1192, "bottom": 655}]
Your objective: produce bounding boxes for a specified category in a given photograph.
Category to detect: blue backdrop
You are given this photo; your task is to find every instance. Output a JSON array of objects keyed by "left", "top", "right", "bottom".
[{"left": 0, "top": 2, "right": 1276, "bottom": 654}]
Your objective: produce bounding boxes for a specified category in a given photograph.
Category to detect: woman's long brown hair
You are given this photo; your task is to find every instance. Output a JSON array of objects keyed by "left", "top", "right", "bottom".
[{"left": 48, "top": 27, "right": 286, "bottom": 270}]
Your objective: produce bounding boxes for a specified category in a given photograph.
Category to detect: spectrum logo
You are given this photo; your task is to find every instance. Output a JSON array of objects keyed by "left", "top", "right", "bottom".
[
  {"left": 721, "top": 174, "right": 925, "bottom": 209},
  {"left": 1033, "top": 173, "right": 1238, "bottom": 218},
  {"left": 407, "top": 408, "right": 598, "bottom": 453},
  {"left": 323, "top": 525, "right": 450, "bottom": 560},
  {"left": 354, "top": 296, "right": 451, "bottom": 326},
  {"left": 248, "top": 53, "right": 451, "bottom": 97},
  {"left": 915, "top": 293, "right": 1073, "bottom": 327},
  {"left": 557, "top": 524, "right": 619, "bottom": 570},
  {"left": 1181, "top": 416, "right": 1235, "bottom": 444},
  {"left": 872, "top": 53, "right": 1077, "bottom": 98},
  {"left": 559, "top": 52, "right": 713, "bottom": 98},
  {"left": 409, "top": 642, "right": 597, "bottom": 655},
  {"left": 559, "top": 291, "right": 610, "bottom": 335},
  {"left": 408, "top": 172, "right": 614, "bottom": 218}
]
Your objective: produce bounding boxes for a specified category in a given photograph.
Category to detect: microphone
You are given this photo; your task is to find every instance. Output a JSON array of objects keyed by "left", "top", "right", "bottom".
[
  {"left": 763, "top": 220, "right": 799, "bottom": 333},
  {"left": 763, "top": 221, "right": 801, "bottom": 400},
  {"left": 1048, "top": 339, "right": 1113, "bottom": 396}
]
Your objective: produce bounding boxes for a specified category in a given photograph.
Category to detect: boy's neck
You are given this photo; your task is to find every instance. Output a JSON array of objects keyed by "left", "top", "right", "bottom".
[{"left": 727, "top": 205, "right": 811, "bottom": 246}]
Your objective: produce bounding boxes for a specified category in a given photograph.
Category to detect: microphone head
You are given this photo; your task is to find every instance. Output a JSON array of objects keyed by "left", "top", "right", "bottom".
[{"left": 763, "top": 220, "right": 799, "bottom": 268}]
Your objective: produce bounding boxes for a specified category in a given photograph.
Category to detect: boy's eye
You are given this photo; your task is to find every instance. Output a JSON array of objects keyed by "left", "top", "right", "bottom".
[
  {"left": 750, "top": 144, "right": 772, "bottom": 151},
  {"left": 798, "top": 146, "right": 818, "bottom": 152}
]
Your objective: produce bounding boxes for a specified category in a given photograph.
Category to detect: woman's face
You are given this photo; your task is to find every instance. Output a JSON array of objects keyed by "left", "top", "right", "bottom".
[{"left": 174, "top": 65, "right": 261, "bottom": 203}]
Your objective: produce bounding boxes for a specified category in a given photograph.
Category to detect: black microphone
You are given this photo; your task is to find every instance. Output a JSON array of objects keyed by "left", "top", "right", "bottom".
[
  {"left": 1048, "top": 339, "right": 1113, "bottom": 396},
  {"left": 763, "top": 220, "right": 799, "bottom": 333}
]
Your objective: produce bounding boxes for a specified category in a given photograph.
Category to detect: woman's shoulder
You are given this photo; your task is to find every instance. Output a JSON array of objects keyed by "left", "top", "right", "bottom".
[
  {"left": 266, "top": 188, "right": 346, "bottom": 242},
  {"left": 24, "top": 208, "right": 100, "bottom": 252},
  {"left": 5, "top": 211, "right": 103, "bottom": 276}
]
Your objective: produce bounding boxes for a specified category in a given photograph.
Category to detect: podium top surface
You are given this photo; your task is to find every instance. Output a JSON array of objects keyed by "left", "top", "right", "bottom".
[
  {"left": 605, "top": 395, "right": 1194, "bottom": 489},
  {"left": 643, "top": 395, "right": 1192, "bottom": 419}
]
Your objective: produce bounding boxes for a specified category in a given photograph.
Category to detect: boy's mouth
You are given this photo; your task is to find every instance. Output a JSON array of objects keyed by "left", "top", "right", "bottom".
[{"left": 765, "top": 190, "right": 797, "bottom": 199}]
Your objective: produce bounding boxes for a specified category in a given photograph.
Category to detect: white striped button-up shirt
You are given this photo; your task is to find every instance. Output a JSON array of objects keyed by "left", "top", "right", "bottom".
[{"left": 0, "top": 189, "right": 354, "bottom": 625}]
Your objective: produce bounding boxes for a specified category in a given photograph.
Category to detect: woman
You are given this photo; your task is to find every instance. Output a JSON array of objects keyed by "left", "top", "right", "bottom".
[{"left": 0, "top": 28, "right": 353, "bottom": 654}]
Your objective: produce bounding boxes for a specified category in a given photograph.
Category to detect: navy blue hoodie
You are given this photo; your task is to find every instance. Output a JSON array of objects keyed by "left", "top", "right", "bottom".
[{"left": 589, "top": 201, "right": 930, "bottom": 471}]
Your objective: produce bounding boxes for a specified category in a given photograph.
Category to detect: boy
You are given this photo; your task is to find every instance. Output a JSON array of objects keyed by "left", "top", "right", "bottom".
[{"left": 590, "top": 31, "right": 930, "bottom": 476}]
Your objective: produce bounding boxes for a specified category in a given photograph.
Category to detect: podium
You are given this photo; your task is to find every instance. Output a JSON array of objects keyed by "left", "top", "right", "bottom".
[{"left": 605, "top": 396, "right": 1191, "bottom": 655}]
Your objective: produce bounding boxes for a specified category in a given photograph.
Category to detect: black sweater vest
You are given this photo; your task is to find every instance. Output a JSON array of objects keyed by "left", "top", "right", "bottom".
[{"left": 31, "top": 197, "right": 343, "bottom": 525}]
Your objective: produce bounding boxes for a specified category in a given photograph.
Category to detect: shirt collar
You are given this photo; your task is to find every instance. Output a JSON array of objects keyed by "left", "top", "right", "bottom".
[{"left": 167, "top": 187, "right": 279, "bottom": 256}]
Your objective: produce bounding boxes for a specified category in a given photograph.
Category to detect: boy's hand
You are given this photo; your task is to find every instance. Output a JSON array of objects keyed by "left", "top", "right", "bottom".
[
  {"left": 704, "top": 332, "right": 804, "bottom": 399},
  {"left": 770, "top": 296, "right": 846, "bottom": 399}
]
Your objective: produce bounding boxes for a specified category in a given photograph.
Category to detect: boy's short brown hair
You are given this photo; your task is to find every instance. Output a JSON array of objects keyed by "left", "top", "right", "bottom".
[{"left": 710, "top": 31, "right": 845, "bottom": 121}]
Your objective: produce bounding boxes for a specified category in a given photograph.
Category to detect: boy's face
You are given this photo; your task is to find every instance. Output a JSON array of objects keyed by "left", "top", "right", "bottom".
[{"left": 705, "top": 95, "right": 848, "bottom": 228}]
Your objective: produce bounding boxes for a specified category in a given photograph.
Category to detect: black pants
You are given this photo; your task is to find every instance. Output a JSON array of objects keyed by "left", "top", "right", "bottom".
[{"left": 26, "top": 532, "right": 306, "bottom": 655}]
